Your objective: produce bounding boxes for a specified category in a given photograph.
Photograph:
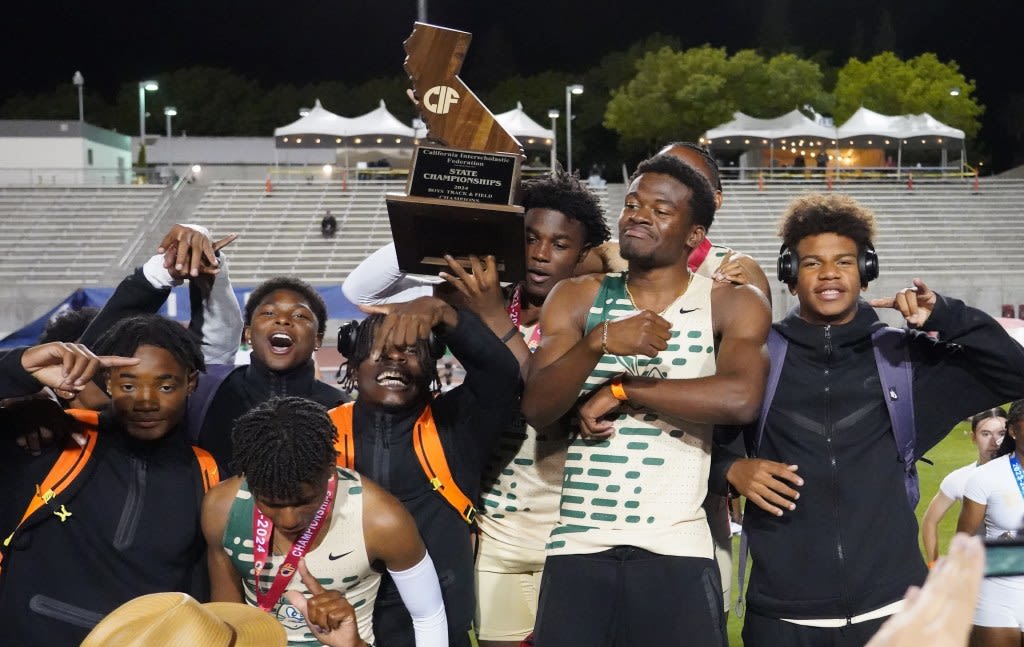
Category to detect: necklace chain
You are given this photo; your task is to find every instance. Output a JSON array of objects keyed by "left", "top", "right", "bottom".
[{"left": 624, "top": 270, "right": 693, "bottom": 316}]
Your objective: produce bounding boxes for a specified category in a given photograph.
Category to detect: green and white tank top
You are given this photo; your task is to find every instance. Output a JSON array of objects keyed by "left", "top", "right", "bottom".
[
  {"left": 222, "top": 468, "right": 380, "bottom": 646},
  {"left": 546, "top": 272, "right": 717, "bottom": 558}
]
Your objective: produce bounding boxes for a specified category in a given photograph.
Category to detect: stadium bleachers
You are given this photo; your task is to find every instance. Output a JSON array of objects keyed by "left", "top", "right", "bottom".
[
  {"left": 0, "top": 185, "right": 166, "bottom": 286},
  {"left": 1, "top": 177, "right": 1022, "bottom": 314},
  {"left": 178, "top": 178, "right": 614, "bottom": 285}
]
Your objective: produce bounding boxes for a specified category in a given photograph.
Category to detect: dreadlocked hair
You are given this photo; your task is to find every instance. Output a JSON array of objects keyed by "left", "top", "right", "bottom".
[
  {"left": 339, "top": 313, "right": 441, "bottom": 395},
  {"left": 231, "top": 396, "right": 338, "bottom": 501},
  {"left": 997, "top": 399, "right": 1024, "bottom": 458},
  {"left": 520, "top": 169, "right": 611, "bottom": 248},
  {"left": 244, "top": 276, "right": 328, "bottom": 336},
  {"left": 92, "top": 314, "right": 205, "bottom": 375},
  {"left": 660, "top": 141, "right": 723, "bottom": 192}
]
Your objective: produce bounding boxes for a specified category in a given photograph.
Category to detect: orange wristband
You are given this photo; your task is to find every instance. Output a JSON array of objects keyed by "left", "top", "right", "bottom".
[{"left": 610, "top": 376, "right": 628, "bottom": 401}]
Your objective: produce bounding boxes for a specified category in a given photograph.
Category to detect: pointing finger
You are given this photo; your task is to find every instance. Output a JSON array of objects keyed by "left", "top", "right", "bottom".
[{"left": 297, "top": 558, "right": 327, "bottom": 595}]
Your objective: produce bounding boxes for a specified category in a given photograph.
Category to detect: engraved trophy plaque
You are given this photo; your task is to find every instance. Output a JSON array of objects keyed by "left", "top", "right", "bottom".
[{"left": 386, "top": 22, "right": 526, "bottom": 281}]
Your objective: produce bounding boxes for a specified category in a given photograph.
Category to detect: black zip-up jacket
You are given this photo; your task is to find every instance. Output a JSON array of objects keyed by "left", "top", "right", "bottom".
[
  {"left": 0, "top": 348, "right": 209, "bottom": 647},
  {"left": 79, "top": 267, "right": 346, "bottom": 471},
  {"left": 351, "top": 308, "right": 521, "bottom": 647},
  {"left": 711, "top": 295, "right": 1024, "bottom": 620}
]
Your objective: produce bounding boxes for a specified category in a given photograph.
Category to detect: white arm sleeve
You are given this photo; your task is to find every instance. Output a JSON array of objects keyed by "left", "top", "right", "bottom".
[
  {"left": 189, "top": 254, "right": 244, "bottom": 366},
  {"left": 341, "top": 242, "right": 438, "bottom": 305},
  {"left": 388, "top": 552, "right": 448, "bottom": 647}
]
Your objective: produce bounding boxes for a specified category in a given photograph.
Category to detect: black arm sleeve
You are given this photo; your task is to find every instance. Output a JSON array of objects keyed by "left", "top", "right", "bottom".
[
  {"left": 79, "top": 268, "right": 170, "bottom": 348},
  {"left": 0, "top": 347, "right": 42, "bottom": 399},
  {"left": 438, "top": 307, "right": 523, "bottom": 466},
  {"left": 912, "top": 293, "right": 1024, "bottom": 455}
]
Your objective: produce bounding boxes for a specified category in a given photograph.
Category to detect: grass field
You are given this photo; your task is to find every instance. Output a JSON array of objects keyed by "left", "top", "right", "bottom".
[{"left": 725, "top": 419, "right": 977, "bottom": 645}]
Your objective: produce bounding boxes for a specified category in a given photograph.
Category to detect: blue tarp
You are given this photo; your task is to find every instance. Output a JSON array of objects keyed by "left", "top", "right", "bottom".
[{"left": 0, "top": 284, "right": 363, "bottom": 349}]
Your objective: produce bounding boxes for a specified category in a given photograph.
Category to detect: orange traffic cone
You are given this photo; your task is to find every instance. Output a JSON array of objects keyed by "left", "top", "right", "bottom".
[
  {"left": 757, "top": 172, "right": 765, "bottom": 192},
  {"left": 906, "top": 173, "right": 914, "bottom": 191},
  {"left": 972, "top": 168, "right": 980, "bottom": 193}
]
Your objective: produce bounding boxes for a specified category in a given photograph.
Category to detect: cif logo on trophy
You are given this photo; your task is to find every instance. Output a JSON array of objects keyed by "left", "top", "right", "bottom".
[
  {"left": 386, "top": 22, "right": 526, "bottom": 281},
  {"left": 422, "top": 85, "right": 460, "bottom": 115}
]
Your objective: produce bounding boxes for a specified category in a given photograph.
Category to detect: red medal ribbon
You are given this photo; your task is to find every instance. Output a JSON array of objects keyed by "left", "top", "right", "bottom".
[
  {"left": 251, "top": 476, "right": 337, "bottom": 612},
  {"left": 687, "top": 237, "right": 713, "bottom": 273},
  {"left": 507, "top": 283, "right": 542, "bottom": 352}
]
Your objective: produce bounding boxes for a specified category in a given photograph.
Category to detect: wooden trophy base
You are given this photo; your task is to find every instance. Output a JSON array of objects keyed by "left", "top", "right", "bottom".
[{"left": 385, "top": 193, "right": 525, "bottom": 282}]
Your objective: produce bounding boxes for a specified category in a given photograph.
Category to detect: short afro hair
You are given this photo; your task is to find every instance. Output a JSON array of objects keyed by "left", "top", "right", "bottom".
[
  {"left": 778, "top": 193, "right": 877, "bottom": 255},
  {"left": 659, "top": 141, "right": 723, "bottom": 193},
  {"left": 629, "top": 154, "right": 716, "bottom": 230},
  {"left": 39, "top": 307, "right": 100, "bottom": 343},
  {"left": 92, "top": 314, "right": 205, "bottom": 376},
  {"left": 231, "top": 396, "right": 338, "bottom": 501},
  {"left": 244, "top": 277, "right": 328, "bottom": 336},
  {"left": 520, "top": 169, "right": 611, "bottom": 248}
]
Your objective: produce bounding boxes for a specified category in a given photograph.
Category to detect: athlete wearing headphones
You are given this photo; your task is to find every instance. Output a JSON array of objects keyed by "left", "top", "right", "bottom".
[{"left": 711, "top": 193, "right": 1024, "bottom": 647}]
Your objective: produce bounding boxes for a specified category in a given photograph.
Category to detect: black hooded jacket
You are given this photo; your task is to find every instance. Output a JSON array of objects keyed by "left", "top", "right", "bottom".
[
  {"left": 351, "top": 307, "right": 522, "bottom": 647},
  {"left": 712, "top": 295, "right": 1024, "bottom": 620}
]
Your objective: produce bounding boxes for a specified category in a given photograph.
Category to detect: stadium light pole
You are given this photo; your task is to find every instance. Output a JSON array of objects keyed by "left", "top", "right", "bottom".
[
  {"left": 72, "top": 71, "right": 84, "bottom": 124},
  {"left": 548, "top": 109, "right": 560, "bottom": 173},
  {"left": 137, "top": 80, "right": 159, "bottom": 164},
  {"left": 565, "top": 84, "right": 583, "bottom": 176},
  {"left": 164, "top": 106, "right": 177, "bottom": 138}
]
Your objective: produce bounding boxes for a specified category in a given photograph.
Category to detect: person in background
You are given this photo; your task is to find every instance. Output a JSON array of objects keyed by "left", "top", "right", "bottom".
[
  {"left": 321, "top": 211, "right": 337, "bottom": 238},
  {"left": 921, "top": 407, "right": 1007, "bottom": 564},
  {"left": 957, "top": 399, "right": 1024, "bottom": 647}
]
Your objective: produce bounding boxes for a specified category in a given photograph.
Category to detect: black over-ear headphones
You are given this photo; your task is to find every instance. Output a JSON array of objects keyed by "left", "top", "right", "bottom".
[
  {"left": 336, "top": 320, "right": 447, "bottom": 361},
  {"left": 777, "top": 242, "right": 879, "bottom": 286}
]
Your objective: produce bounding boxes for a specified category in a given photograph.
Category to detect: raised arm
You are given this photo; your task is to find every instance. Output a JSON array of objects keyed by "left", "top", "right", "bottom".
[{"left": 341, "top": 242, "right": 438, "bottom": 306}]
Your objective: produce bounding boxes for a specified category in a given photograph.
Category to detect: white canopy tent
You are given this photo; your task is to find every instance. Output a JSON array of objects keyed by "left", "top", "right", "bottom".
[
  {"left": 273, "top": 99, "right": 353, "bottom": 140},
  {"left": 702, "top": 109, "right": 837, "bottom": 169},
  {"left": 836, "top": 107, "right": 965, "bottom": 174},
  {"left": 494, "top": 102, "right": 554, "bottom": 145}
]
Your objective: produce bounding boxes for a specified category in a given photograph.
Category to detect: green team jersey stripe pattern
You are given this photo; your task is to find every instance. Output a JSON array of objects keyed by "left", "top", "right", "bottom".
[
  {"left": 546, "top": 272, "right": 718, "bottom": 559},
  {"left": 222, "top": 468, "right": 380, "bottom": 646}
]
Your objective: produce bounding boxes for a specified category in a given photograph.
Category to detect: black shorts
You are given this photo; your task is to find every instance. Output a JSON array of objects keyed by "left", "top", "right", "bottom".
[{"left": 533, "top": 546, "right": 726, "bottom": 647}]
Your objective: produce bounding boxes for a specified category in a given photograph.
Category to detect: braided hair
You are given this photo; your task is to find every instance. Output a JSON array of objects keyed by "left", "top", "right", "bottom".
[
  {"left": 339, "top": 314, "right": 441, "bottom": 395},
  {"left": 92, "top": 314, "right": 205, "bottom": 375},
  {"left": 231, "top": 396, "right": 337, "bottom": 501}
]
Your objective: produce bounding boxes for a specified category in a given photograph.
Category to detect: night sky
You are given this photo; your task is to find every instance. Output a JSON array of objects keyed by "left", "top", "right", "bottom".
[{"left": 7, "top": 0, "right": 1023, "bottom": 166}]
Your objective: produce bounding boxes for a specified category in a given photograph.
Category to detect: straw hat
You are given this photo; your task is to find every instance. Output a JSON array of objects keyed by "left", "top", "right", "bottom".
[{"left": 80, "top": 592, "right": 286, "bottom": 647}]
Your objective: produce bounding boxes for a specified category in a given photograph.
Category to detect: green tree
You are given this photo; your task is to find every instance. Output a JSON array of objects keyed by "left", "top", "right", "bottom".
[
  {"left": 604, "top": 45, "right": 826, "bottom": 152},
  {"left": 605, "top": 45, "right": 733, "bottom": 151},
  {"left": 834, "top": 52, "right": 984, "bottom": 138}
]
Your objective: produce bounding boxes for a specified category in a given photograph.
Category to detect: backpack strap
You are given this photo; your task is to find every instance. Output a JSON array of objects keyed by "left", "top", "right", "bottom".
[
  {"left": 328, "top": 403, "right": 356, "bottom": 470},
  {"left": 736, "top": 327, "right": 787, "bottom": 617},
  {"left": 1, "top": 409, "right": 99, "bottom": 574},
  {"left": 411, "top": 406, "right": 477, "bottom": 525},
  {"left": 871, "top": 326, "right": 918, "bottom": 507},
  {"left": 191, "top": 446, "right": 220, "bottom": 493},
  {"left": 327, "top": 402, "right": 476, "bottom": 524},
  {"left": 749, "top": 328, "right": 789, "bottom": 457}
]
